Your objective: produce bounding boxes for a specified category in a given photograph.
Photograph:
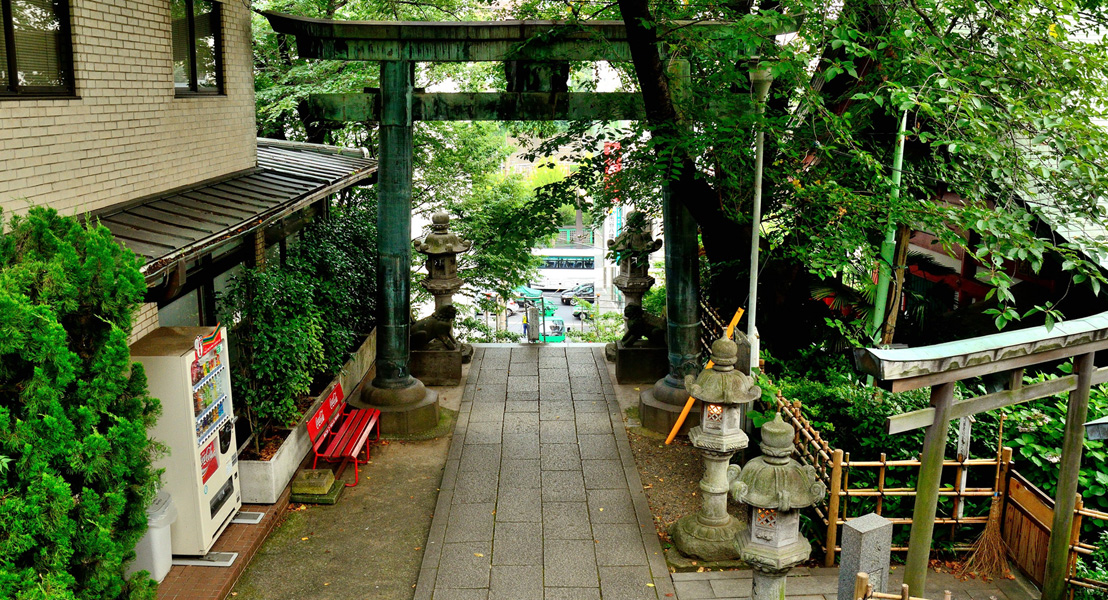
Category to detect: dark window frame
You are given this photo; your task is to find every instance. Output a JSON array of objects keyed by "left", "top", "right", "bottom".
[
  {"left": 0, "top": 0, "right": 76, "bottom": 99},
  {"left": 173, "top": 0, "right": 223, "bottom": 96}
]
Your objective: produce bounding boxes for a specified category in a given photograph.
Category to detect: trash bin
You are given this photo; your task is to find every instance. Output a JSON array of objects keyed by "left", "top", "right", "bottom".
[{"left": 127, "top": 491, "right": 177, "bottom": 583}]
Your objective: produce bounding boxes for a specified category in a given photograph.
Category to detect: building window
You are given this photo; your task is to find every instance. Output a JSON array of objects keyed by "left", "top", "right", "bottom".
[
  {"left": 0, "top": 0, "right": 75, "bottom": 97},
  {"left": 171, "top": 0, "right": 222, "bottom": 95}
]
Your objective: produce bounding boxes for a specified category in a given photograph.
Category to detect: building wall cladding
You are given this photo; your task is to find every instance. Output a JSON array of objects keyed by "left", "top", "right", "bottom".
[
  {"left": 0, "top": 0, "right": 256, "bottom": 217},
  {"left": 130, "top": 302, "right": 161, "bottom": 345}
]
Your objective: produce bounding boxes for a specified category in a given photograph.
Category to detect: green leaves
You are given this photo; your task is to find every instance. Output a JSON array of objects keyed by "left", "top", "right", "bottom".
[{"left": 0, "top": 208, "right": 160, "bottom": 599}]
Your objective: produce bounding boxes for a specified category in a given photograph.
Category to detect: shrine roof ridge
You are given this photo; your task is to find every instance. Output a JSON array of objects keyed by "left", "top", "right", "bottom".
[{"left": 854, "top": 310, "right": 1108, "bottom": 387}]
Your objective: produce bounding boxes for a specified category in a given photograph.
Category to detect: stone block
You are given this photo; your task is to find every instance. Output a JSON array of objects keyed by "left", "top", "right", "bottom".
[
  {"left": 614, "top": 342, "right": 669, "bottom": 384},
  {"left": 838, "top": 512, "right": 893, "bottom": 600},
  {"left": 639, "top": 388, "right": 700, "bottom": 436},
  {"left": 291, "top": 469, "right": 335, "bottom": 496},
  {"left": 373, "top": 390, "right": 441, "bottom": 435},
  {"left": 289, "top": 474, "right": 344, "bottom": 505},
  {"left": 411, "top": 349, "right": 463, "bottom": 386}
]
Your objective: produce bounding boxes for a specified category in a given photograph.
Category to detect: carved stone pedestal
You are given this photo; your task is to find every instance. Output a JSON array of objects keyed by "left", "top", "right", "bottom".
[
  {"left": 410, "top": 349, "right": 463, "bottom": 386},
  {"left": 615, "top": 341, "right": 669, "bottom": 384},
  {"left": 351, "top": 378, "right": 440, "bottom": 436}
]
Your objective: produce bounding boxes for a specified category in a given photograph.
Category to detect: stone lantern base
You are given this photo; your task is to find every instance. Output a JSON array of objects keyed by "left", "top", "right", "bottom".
[
  {"left": 615, "top": 341, "right": 669, "bottom": 383},
  {"left": 410, "top": 348, "right": 463, "bottom": 386},
  {"left": 639, "top": 375, "right": 699, "bottom": 435},
  {"left": 670, "top": 513, "right": 745, "bottom": 562}
]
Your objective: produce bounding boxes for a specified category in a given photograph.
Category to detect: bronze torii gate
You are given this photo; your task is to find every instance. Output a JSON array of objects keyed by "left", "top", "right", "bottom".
[
  {"left": 854, "top": 311, "right": 1108, "bottom": 599},
  {"left": 263, "top": 12, "right": 785, "bottom": 434}
]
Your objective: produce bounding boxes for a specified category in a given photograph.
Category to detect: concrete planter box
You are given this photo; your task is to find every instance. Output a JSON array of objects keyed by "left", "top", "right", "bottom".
[{"left": 238, "top": 330, "right": 376, "bottom": 504}]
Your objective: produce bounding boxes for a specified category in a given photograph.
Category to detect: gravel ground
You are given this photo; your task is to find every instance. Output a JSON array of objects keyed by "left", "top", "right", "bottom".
[{"left": 626, "top": 427, "right": 703, "bottom": 542}]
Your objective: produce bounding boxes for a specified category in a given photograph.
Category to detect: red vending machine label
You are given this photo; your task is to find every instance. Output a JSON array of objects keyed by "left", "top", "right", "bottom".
[{"left": 200, "top": 440, "right": 219, "bottom": 484}]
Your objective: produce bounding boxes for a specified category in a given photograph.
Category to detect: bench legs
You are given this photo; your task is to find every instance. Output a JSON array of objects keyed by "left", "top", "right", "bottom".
[{"left": 322, "top": 443, "right": 373, "bottom": 488}]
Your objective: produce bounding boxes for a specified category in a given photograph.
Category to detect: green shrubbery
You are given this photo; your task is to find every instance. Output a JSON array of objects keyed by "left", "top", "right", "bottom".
[
  {"left": 218, "top": 202, "right": 377, "bottom": 437},
  {"left": 0, "top": 208, "right": 161, "bottom": 599},
  {"left": 219, "top": 267, "right": 325, "bottom": 428},
  {"left": 1000, "top": 363, "right": 1108, "bottom": 530},
  {"left": 763, "top": 346, "right": 1108, "bottom": 554}
]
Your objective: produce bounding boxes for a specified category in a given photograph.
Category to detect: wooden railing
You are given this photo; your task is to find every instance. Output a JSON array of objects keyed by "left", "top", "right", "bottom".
[
  {"left": 853, "top": 572, "right": 950, "bottom": 600},
  {"left": 777, "top": 391, "right": 1108, "bottom": 596},
  {"left": 775, "top": 396, "right": 1010, "bottom": 565}
]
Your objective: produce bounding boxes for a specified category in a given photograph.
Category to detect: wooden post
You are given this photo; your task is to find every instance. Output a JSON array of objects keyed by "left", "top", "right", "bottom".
[
  {"left": 954, "top": 416, "right": 973, "bottom": 523},
  {"left": 1043, "top": 352, "right": 1095, "bottom": 600},
  {"left": 826, "top": 448, "right": 845, "bottom": 567},
  {"left": 877, "top": 452, "right": 887, "bottom": 514},
  {"left": 904, "top": 381, "right": 956, "bottom": 596},
  {"left": 853, "top": 571, "right": 870, "bottom": 600}
]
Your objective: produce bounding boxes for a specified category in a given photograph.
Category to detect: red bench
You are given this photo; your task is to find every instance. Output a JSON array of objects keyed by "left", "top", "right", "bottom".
[{"left": 306, "top": 383, "right": 380, "bottom": 487}]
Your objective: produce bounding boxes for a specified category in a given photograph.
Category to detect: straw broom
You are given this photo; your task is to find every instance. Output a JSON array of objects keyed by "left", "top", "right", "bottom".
[
  {"left": 959, "top": 494, "right": 1011, "bottom": 580},
  {"left": 959, "top": 415, "right": 1011, "bottom": 581}
]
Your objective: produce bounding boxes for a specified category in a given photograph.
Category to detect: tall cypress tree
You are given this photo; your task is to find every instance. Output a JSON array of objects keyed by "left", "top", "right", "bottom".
[{"left": 0, "top": 208, "right": 161, "bottom": 599}]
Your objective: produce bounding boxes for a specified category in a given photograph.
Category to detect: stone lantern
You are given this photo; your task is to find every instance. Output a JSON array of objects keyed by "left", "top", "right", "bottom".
[
  {"left": 607, "top": 210, "right": 662, "bottom": 311},
  {"left": 414, "top": 211, "right": 471, "bottom": 311},
  {"left": 670, "top": 337, "right": 761, "bottom": 561},
  {"left": 410, "top": 212, "right": 472, "bottom": 385},
  {"left": 607, "top": 210, "right": 668, "bottom": 383},
  {"left": 729, "top": 413, "right": 827, "bottom": 600}
]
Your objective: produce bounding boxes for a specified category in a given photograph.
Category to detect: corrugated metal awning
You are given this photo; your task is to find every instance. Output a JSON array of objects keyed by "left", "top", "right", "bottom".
[{"left": 96, "top": 139, "right": 377, "bottom": 283}]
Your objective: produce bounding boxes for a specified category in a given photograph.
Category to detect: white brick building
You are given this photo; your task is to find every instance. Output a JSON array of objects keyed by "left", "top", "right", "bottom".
[{"left": 0, "top": 0, "right": 375, "bottom": 340}]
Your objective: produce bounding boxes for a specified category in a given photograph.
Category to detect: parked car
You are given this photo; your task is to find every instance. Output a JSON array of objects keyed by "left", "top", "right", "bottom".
[{"left": 560, "top": 282, "right": 595, "bottom": 305}]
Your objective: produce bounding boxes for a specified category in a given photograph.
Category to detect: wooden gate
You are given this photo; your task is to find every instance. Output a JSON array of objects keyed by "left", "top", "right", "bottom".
[{"left": 1001, "top": 470, "right": 1107, "bottom": 594}]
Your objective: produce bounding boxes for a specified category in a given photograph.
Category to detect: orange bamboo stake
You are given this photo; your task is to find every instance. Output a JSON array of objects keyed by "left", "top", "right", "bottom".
[{"left": 664, "top": 307, "right": 745, "bottom": 445}]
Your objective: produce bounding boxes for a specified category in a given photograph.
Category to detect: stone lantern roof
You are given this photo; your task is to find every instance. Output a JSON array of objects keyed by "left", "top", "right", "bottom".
[
  {"left": 731, "top": 413, "right": 827, "bottom": 511},
  {"left": 414, "top": 212, "right": 472, "bottom": 255},
  {"left": 683, "top": 338, "right": 761, "bottom": 406}
]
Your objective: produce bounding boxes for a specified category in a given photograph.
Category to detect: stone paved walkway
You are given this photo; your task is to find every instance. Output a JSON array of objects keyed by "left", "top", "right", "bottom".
[
  {"left": 414, "top": 344, "right": 674, "bottom": 600},
  {"left": 415, "top": 344, "right": 1040, "bottom": 600}
]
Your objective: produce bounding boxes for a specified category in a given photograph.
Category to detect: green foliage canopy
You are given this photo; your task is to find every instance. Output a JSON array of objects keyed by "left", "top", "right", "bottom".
[{"left": 0, "top": 208, "right": 160, "bottom": 600}]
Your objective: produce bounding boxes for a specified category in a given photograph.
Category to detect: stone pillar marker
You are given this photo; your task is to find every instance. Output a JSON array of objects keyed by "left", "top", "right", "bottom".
[{"left": 837, "top": 512, "right": 893, "bottom": 600}]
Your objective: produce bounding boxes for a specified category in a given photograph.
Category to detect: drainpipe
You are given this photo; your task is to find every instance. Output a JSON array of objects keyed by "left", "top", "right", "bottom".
[{"left": 747, "top": 67, "right": 773, "bottom": 372}]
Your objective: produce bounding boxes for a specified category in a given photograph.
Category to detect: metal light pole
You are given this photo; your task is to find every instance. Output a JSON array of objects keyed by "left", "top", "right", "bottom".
[{"left": 747, "top": 67, "right": 773, "bottom": 373}]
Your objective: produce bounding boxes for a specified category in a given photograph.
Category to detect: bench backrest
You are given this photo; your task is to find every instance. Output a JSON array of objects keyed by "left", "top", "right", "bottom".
[{"left": 307, "top": 382, "right": 345, "bottom": 448}]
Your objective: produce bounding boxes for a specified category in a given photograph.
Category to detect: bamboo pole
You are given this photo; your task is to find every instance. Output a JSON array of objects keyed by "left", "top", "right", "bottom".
[
  {"left": 826, "top": 448, "right": 844, "bottom": 567},
  {"left": 870, "top": 111, "right": 909, "bottom": 344}
]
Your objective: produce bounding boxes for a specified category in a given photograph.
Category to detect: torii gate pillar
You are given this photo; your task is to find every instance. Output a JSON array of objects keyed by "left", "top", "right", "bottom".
[
  {"left": 358, "top": 59, "right": 440, "bottom": 434},
  {"left": 639, "top": 184, "right": 702, "bottom": 434}
]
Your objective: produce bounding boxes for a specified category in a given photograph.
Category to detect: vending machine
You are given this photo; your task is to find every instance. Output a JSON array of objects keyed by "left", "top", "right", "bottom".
[{"left": 130, "top": 326, "right": 241, "bottom": 557}]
